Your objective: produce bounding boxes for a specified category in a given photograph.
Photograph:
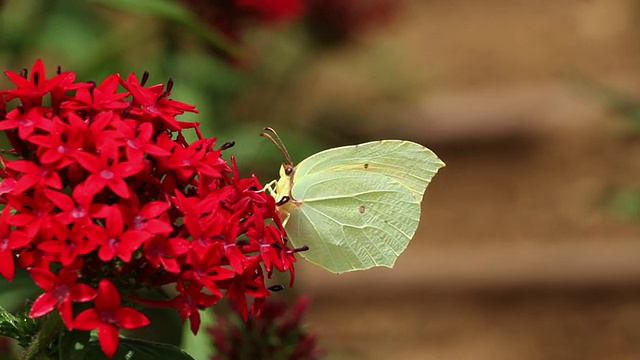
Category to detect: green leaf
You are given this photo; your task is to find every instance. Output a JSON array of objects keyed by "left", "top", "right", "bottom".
[
  {"left": 0, "top": 306, "right": 19, "bottom": 330},
  {"left": 58, "top": 329, "right": 91, "bottom": 360},
  {"left": 88, "top": 0, "right": 241, "bottom": 56},
  {"left": 91, "top": 0, "right": 193, "bottom": 22},
  {"left": 83, "top": 338, "right": 195, "bottom": 360}
]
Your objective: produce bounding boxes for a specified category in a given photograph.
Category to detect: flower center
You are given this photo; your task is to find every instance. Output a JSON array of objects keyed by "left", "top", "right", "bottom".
[
  {"left": 146, "top": 105, "right": 160, "bottom": 114},
  {"left": 99, "top": 309, "right": 118, "bottom": 326},
  {"left": 107, "top": 237, "right": 119, "bottom": 247},
  {"left": 132, "top": 215, "right": 145, "bottom": 230},
  {"left": 126, "top": 138, "right": 140, "bottom": 150},
  {"left": 20, "top": 118, "right": 34, "bottom": 127},
  {"left": 100, "top": 169, "right": 114, "bottom": 180},
  {"left": 0, "top": 237, "right": 9, "bottom": 251},
  {"left": 53, "top": 283, "right": 70, "bottom": 301},
  {"left": 71, "top": 206, "right": 87, "bottom": 219},
  {"left": 64, "top": 238, "right": 76, "bottom": 250}
]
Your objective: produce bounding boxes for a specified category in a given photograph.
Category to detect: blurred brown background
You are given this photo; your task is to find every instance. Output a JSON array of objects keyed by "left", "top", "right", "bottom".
[
  {"left": 3, "top": 0, "right": 640, "bottom": 358},
  {"left": 291, "top": 1, "right": 640, "bottom": 359}
]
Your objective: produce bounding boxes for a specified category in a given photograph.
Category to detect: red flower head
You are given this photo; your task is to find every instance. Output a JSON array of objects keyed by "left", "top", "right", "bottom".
[{"left": 0, "top": 59, "right": 297, "bottom": 357}]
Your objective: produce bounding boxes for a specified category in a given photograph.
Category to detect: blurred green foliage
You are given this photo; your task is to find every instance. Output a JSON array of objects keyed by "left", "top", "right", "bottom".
[
  {"left": 0, "top": 0, "right": 325, "bottom": 180},
  {"left": 608, "top": 188, "right": 640, "bottom": 220}
]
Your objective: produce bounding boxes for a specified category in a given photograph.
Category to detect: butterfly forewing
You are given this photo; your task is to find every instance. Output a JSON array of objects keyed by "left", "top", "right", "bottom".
[
  {"left": 293, "top": 140, "right": 443, "bottom": 203},
  {"left": 275, "top": 139, "right": 444, "bottom": 273}
]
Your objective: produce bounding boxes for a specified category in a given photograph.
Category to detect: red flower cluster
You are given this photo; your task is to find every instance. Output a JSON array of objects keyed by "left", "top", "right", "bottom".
[
  {"left": 182, "top": 0, "right": 304, "bottom": 40},
  {"left": 0, "top": 60, "right": 297, "bottom": 357}
]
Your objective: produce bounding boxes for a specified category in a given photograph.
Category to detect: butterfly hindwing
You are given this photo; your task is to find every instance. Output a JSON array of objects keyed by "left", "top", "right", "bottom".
[{"left": 286, "top": 169, "right": 420, "bottom": 273}]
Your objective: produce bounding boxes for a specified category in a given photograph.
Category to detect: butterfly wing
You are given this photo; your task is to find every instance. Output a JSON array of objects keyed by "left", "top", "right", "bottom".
[{"left": 283, "top": 140, "right": 444, "bottom": 273}]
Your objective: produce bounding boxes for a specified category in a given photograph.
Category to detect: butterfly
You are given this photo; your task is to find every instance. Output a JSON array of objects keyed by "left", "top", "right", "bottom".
[{"left": 262, "top": 128, "right": 445, "bottom": 273}]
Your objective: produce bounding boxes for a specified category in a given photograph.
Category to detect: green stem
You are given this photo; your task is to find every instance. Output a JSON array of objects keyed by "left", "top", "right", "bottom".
[{"left": 22, "top": 313, "right": 63, "bottom": 360}]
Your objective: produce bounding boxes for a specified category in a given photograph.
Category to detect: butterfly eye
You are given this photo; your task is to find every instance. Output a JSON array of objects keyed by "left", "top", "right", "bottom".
[{"left": 284, "top": 165, "right": 294, "bottom": 176}]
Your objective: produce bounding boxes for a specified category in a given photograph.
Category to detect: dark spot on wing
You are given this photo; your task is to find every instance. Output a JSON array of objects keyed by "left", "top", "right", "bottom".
[
  {"left": 358, "top": 205, "right": 366, "bottom": 214},
  {"left": 363, "top": 163, "right": 369, "bottom": 169}
]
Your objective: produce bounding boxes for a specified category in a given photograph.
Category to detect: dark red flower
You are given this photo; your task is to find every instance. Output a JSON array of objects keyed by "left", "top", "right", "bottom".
[
  {"left": 182, "top": 0, "right": 304, "bottom": 43},
  {"left": 207, "top": 296, "right": 322, "bottom": 360},
  {"left": 237, "top": 0, "right": 304, "bottom": 21},
  {"left": 304, "top": 0, "right": 401, "bottom": 45}
]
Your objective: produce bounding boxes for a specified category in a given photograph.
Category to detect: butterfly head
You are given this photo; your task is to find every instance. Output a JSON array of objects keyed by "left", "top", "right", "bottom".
[
  {"left": 275, "top": 163, "right": 295, "bottom": 202},
  {"left": 261, "top": 127, "right": 298, "bottom": 205}
]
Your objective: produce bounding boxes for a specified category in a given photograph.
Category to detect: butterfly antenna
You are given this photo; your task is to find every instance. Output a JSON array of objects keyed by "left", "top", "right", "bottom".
[{"left": 260, "top": 127, "right": 294, "bottom": 165}]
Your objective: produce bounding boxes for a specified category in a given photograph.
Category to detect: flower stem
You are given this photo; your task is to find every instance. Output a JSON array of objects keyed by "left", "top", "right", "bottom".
[{"left": 22, "top": 313, "right": 62, "bottom": 360}]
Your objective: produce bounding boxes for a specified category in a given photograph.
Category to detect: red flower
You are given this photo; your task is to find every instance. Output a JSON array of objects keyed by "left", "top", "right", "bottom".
[
  {"left": 73, "top": 279, "right": 150, "bottom": 358},
  {"left": 6, "top": 189, "right": 55, "bottom": 237},
  {"left": 61, "top": 74, "right": 129, "bottom": 114},
  {"left": 224, "top": 257, "right": 270, "bottom": 320},
  {"left": 28, "top": 114, "right": 86, "bottom": 167},
  {"left": 0, "top": 106, "right": 54, "bottom": 140},
  {"left": 2, "top": 59, "right": 64, "bottom": 108},
  {"left": 5, "top": 159, "right": 63, "bottom": 194},
  {"left": 119, "top": 74, "right": 198, "bottom": 131},
  {"left": 169, "top": 281, "right": 219, "bottom": 335},
  {"left": 43, "top": 184, "right": 110, "bottom": 226},
  {"left": 117, "top": 197, "right": 173, "bottom": 235},
  {"left": 182, "top": 245, "right": 236, "bottom": 297},
  {"left": 142, "top": 235, "right": 189, "bottom": 273},
  {"left": 0, "top": 207, "right": 30, "bottom": 281},
  {"left": 100, "top": 120, "right": 171, "bottom": 163},
  {"left": 91, "top": 206, "right": 152, "bottom": 263},
  {"left": 29, "top": 266, "right": 97, "bottom": 326},
  {"left": 74, "top": 141, "right": 143, "bottom": 198},
  {"left": 37, "top": 219, "right": 97, "bottom": 266}
]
